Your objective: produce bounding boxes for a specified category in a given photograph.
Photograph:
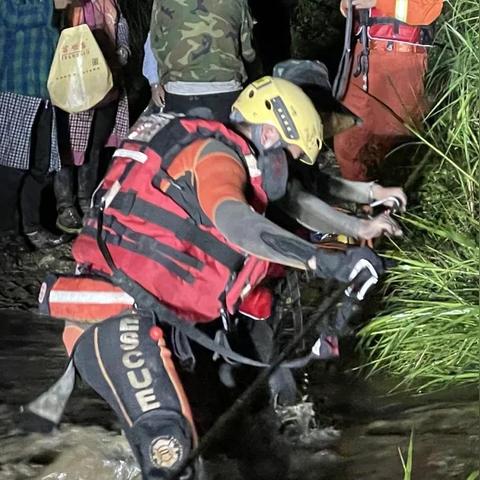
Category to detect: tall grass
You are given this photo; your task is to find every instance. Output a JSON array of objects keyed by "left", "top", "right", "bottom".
[{"left": 358, "top": 0, "right": 479, "bottom": 392}]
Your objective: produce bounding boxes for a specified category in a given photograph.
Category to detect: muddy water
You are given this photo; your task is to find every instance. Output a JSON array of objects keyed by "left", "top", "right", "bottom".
[{"left": 0, "top": 244, "right": 478, "bottom": 480}]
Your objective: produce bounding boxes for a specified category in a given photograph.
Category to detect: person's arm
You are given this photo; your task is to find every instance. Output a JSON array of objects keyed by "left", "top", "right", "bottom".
[
  {"left": 194, "top": 141, "right": 385, "bottom": 279},
  {"left": 279, "top": 178, "right": 403, "bottom": 240},
  {"left": 1, "top": 0, "right": 52, "bottom": 29},
  {"left": 215, "top": 200, "right": 386, "bottom": 279},
  {"left": 143, "top": 32, "right": 160, "bottom": 85},
  {"left": 279, "top": 179, "right": 363, "bottom": 237},
  {"left": 143, "top": 32, "right": 164, "bottom": 107},
  {"left": 195, "top": 141, "right": 316, "bottom": 270},
  {"left": 326, "top": 176, "right": 407, "bottom": 209},
  {"left": 239, "top": 0, "right": 256, "bottom": 63}
]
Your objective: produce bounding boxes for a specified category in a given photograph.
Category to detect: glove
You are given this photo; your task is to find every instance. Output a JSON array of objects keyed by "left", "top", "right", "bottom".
[{"left": 313, "top": 246, "right": 385, "bottom": 300}]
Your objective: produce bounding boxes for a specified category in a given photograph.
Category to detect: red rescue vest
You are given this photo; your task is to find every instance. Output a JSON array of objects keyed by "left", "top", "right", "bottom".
[
  {"left": 72, "top": 115, "right": 270, "bottom": 323},
  {"left": 357, "top": 7, "right": 434, "bottom": 46}
]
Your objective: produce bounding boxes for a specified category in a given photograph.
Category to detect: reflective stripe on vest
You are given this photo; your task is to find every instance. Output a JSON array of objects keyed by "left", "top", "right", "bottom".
[
  {"left": 395, "top": 0, "right": 408, "bottom": 23},
  {"left": 42, "top": 276, "right": 135, "bottom": 322}
]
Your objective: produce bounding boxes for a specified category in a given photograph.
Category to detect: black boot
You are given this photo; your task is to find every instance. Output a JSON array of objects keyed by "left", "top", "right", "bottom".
[
  {"left": 56, "top": 206, "right": 83, "bottom": 233},
  {"left": 77, "top": 148, "right": 101, "bottom": 215},
  {"left": 54, "top": 168, "right": 82, "bottom": 233},
  {"left": 25, "top": 227, "right": 68, "bottom": 249}
]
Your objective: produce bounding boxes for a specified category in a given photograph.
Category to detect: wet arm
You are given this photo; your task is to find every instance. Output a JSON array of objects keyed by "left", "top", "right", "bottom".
[
  {"left": 278, "top": 178, "right": 364, "bottom": 237},
  {"left": 215, "top": 200, "right": 317, "bottom": 270},
  {"left": 326, "top": 176, "right": 373, "bottom": 204}
]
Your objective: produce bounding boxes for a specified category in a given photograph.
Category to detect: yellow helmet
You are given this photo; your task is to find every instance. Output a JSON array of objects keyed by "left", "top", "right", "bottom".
[{"left": 231, "top": 76, "right": 323, "bottom": 165}]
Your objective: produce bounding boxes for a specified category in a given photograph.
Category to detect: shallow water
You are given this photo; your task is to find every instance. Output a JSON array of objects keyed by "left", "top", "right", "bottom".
[{"left": 0, "top": 308, "right": 478, "bottom": 480}]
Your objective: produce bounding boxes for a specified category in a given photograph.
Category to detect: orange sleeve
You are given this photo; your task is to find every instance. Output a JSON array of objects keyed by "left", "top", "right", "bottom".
[
  {"left": 194, "top": 143, "right": 248, "bottom": 225},
  {"left": 375, "top": 0, "right": 443, "bottom": 25}
]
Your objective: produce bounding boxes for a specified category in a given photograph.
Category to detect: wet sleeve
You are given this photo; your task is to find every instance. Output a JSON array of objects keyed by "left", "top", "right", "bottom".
[
  {"left": 278, "top": 179, "right": 363, "bottom": 237},
  {"left": 326, "top": 176, "right": 372, "bottom": 204},
  {"left": 239, "top": 0, "right": 256, "bottom": 63},
  {"left": 375, "top": 0, "right": 444, "bottom": 25}
]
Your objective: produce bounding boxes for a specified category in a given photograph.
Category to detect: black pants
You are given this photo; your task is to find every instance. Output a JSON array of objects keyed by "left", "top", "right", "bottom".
[
  {"left": 0, "top": 102, "right": 52, "bottom": 232},
  {"left": 164, "top": 91, "right": 240, "bottom": 124},
  {"left": 54, "top": 101, "right": 118, "bottom": 211}
]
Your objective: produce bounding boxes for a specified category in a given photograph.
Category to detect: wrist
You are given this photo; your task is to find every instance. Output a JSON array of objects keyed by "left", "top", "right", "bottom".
[
  {"left": 369, "top": 182, "right": 380, "bottom": 202},
  {"left": 355, "top": 218, "right": 368, "bottom": 238}
]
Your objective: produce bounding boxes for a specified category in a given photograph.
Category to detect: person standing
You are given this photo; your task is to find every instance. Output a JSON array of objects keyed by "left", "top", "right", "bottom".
[
  {"left": 53, "top": 0, "right": 130, "bottom": 233},
  {"left": 0, "top": 0, "right": 72, "bottom": 249},
  {"left": 143, "top": 0, "right": 257, "bottom": 123},
  {"left": 333, "top": 0, "right": 444, "bottom": 180}
]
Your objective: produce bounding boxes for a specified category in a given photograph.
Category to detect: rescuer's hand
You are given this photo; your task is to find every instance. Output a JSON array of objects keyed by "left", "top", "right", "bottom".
[
  {"left": 357, "top": 213, "right": 403, "bottom": 240},
  {"left": 371, "top": 184, "right": 407, "bottom": 212},
  {"left": 310, "top": 245, "right": 385, "bottom": 284}
]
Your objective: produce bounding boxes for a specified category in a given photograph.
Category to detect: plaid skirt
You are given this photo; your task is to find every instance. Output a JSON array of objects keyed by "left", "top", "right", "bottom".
[
  {"left": 68, "top": 93, "right": 129, "bottom": 166},
  {"left": 0, "top": 92, "right": 61, "bottom": 171}
]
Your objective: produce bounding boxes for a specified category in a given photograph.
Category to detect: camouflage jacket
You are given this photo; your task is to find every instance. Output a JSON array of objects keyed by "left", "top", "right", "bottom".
[{"left": 150, "top": 0, "right": 256, "bottom": 84}]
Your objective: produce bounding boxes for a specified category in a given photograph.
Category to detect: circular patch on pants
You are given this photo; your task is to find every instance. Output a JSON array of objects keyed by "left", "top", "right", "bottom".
[{"left": 150, "top": 436, "right": 184, "bottom": 469}]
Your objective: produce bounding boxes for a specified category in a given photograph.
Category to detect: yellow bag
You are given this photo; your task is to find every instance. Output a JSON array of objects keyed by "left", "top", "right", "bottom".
[{"left": 48, "top": 24, "right": 113, "bottom": 113}]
